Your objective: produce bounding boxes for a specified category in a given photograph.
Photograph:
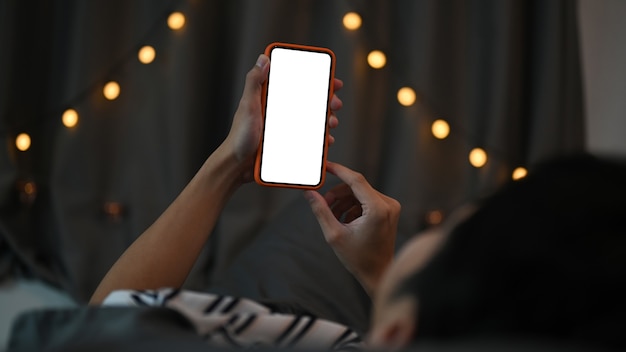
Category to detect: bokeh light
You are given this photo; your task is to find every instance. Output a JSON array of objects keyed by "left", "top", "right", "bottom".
[
  {"left": 16, "top": 133, "right": 31, "bottom": 151},
  {"left": 18, "top": 180, "right": 37, "bottom": 204},
  {"left": 103, "top": 201, "right": 125, "bottom": 222},
  {"left": 425, "top": 210, "right": 444, "bottom": 226},
  {"left": 103, "top": 81, "right": 120, "bottom": 100},
  {"left": 512, "top": 167, "right": 528, "bottom": 180},
  {"left": 168, "top": 12, "right": 186, "bottom": 30},
  {"left": 367, "top": 50, "right": 386, "bottom": 69},
  {"left": 469, "top": 148, "right": 487, "bottom": 168},
  {"left": 23, "top": 181, "right": 36, "bottom": 195},
  {"left": 431, "top": 119, "right": 450, "bottom": 139},
  {"left": 343, "top": 12, "right": 362, "bottom": 30},
  {"left": 62, "top": 109, "right": 79, "bottom": 128},
  {"left": 138, "top": 45, "right": 156, "bottom": 64},
  {"left": 397, "top": 87, "right": 416, "bottom": 106}
]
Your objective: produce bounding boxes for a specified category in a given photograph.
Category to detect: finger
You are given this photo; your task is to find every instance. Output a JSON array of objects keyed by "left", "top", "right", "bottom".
[
  {"left": 326, "top": 184, "right": 359, "bottom": 219},
  {"left": 325, "top": 183, "right": 354, "bottom": 201},
  {"left": 332, "top": 197, "right": 361, "bottom": 221},
  {"left": 241, "top": 54, "right": 270, "bottom": 102},
  {"left": 328, "top": 114, "right": 338, "bottom": 129},
  {"left": 326, "top": 162, "right": 378, "bottom": 204},
  {"left": 343, "top": 204, "right": 363, "bottom": 223},
  {"left": 323, "top": 183, "right": 353, "bottom": 207},
  {"left": 304, "top": 191, "right": 343, "bottom": 242},
  {"left": 330, "top": 95, "right": 343, "bottom": 112},
  {"left": 329, "top": 188, "right": 357, "bottom": 209},
  {"left": 333, "top": 78, "right": 344, "bottom": 92},
  {"left": 328, "top": 134, "right": 335, "bottom": 145},
  {"left": 322, "top": 183, "right": 349, "bottom": 205}
]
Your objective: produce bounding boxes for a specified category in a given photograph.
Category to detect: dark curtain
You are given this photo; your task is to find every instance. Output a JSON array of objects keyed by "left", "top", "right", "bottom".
[{"left": 0, "top": 0, "right": 584, "bottom": 302}]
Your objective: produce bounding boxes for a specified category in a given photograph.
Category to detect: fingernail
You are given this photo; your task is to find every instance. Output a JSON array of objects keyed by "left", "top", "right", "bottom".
[
  {"left": 303, "top": 191, "right": 314, "bottom": 203},
  {"left": 255, "top": 54, "right": 269, "bottom": 69}
]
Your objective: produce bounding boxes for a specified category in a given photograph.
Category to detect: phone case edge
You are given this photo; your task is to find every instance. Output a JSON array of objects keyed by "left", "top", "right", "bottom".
[{"left": 253, "top": 42, "right": 335, "bottom": 191}]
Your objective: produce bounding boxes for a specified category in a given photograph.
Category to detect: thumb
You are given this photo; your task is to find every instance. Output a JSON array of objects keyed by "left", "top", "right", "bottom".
[
  {"left": 304, "top": 191, "right": 341, "bottom": 242},
  {"left": 242, "top": 54, "right": 269, "bottom": 99}
]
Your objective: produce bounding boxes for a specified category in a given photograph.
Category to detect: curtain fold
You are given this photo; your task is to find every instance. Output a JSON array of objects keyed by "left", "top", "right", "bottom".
[{"left": 0, "top": 0, "right": 584, "bottom": 301}]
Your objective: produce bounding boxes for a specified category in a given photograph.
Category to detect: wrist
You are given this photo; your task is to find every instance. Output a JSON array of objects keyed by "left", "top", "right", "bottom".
[
  {"left": 361, "top": 274, "right": 385, "bottom": 299},
  {"left": 199, "top": 144, "right": 249, "bottom": 196},
  {"left": 354, "top": 258, "right": 393, "bottom": 299}
]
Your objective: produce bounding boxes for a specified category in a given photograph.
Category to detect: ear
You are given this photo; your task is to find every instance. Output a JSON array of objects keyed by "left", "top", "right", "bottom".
[
  {"left": 368, "top": 298, "right": 416, "bottom": 350},
  {"left": 378, "top": 319, "right": 415, "bottom": 350}
]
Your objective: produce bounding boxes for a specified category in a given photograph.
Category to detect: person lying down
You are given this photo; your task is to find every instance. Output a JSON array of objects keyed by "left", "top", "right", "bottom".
[{"left": 90, "top": 53, "right": 626, "bottom": 351}]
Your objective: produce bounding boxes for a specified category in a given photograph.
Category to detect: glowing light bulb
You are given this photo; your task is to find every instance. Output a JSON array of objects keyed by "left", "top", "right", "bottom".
[
  {"left": 431, "top": 119, "right": 450, "bottom": 139},
  {"left": 138, "top": 45, "right": 156, "bottom": 64},
  {"left": 426, "top": 210, "right": 444, "bottom": 226},
  {"left": 343, "top": 12, "right": 362, "bottom": 30},
  {"left": 367, "top": 50, "right": 386, "bottom": 69},
  {"left": 62, "top": 109, "right": 79, "bottom": 128},
  {"left": 16, "top": 133, "right": 31, "bottom": 151},
  {"left": 397, "top": 87, "right": 416, "bottom": 106},
  {"left": 103, "top": 81, "right": 120, "bottom": 100},
  {"left": 512, "top": 167, "right": 528, "bottom": 180},
  {"left": 168, "top": 12, "right": 185, "bottom": 30},
  {"left": 23, "top": 181, "right": 36, "bottom": 195},
  {"left": 18, "top": 180, "right": 37, "bottom": 204},
  {"left": 469, "top": 148, "right": 487, "bottom": 168}
]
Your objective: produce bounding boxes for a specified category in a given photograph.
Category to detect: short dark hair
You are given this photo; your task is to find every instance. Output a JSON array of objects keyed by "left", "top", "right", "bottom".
[{"left": 396, "top": 153, "right": 626, "bottom": 349}]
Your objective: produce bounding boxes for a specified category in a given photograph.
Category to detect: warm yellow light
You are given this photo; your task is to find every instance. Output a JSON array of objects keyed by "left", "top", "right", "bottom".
[
  {"left": 397, "top": 87, "right": 416, "bottom": 106},
  {"left": 431, "top": 119, "right": 450, "bottom": 139},
  {"left": 16, "top": 133, "right": 31, "bottom": 151},
  {"left": 138, "top": 45, "right": 156, "bottom": 64},
  {"left": 62, "top": 109, "right": 79, "bottom": 128},
  {"left": 512, "top": 167, "right": 528, "bottom": 180},
  {"left": 168, "top": 12, "right": 186, "bottom": 30},
  {"left": 367, "top": 50, "right": 386, "bottom": 69},
  {"left": 23, "top": 181, "right": 36, "bottom": 195},
  {"left": 103, "top": 81, "right": 120, "bottom": 100},
  {"left": 343, "top": 12, "right": 362, "bottom": 30},
  {"left": 469, "top": 148, "right": 487, "bottom": 168},
  {"left": 426, "top": 210, "right": 444, "bottom": 226}
]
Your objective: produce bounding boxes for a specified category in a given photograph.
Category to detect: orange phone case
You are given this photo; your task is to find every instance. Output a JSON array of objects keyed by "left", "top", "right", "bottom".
[{"left": 254, "top": 42, "right": 336, "bottom": 190}]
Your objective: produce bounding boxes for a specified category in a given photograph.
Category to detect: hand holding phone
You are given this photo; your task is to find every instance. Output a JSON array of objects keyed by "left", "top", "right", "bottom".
[{"left": 254, "top": 42, "right": 336, "bottom": 190}]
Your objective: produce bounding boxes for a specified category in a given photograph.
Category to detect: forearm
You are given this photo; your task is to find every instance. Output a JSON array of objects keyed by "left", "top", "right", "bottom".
[{"left": 90, "top": 146, "right": 246, "bottom": 304}]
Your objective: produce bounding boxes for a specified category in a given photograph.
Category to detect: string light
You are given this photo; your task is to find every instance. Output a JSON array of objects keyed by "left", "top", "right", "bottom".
[
  {"left": 469, "top": 148, "right": 488, "bottom": 168},
  {"left": 62, "top": 109, "right": 79, "bottom": 128},
  {"left": 15, "top": 133, "right": 31, "bottom": 151},
  {"left": 397, "top": 87, "right": 416, "bottom": 106},
  {"left": 23, "top": 181, "right": 36, "bottom": 195},
  {"left": 168, "top": 12, "right": 185, "bottom": 30},
  {"left": 431, "top": 119, "right": 450, "bottom": 139},
  {"left": 367, "top": 50, "right": 386, "bottom": 69},
  {"left": 4, "top": 6, "right": 519, "bottom": 216},
  {"left": 103, "top": 81, "right": 120, "bottom": 100},
  {"left": 342, "top": 12, "right": 362, "bottom": 30},
  {"left": 17, "top": 180, "right": 37, "bottom": 205},
  {"left": 512, "top": 167, "right": 528, "bottom": 180},
  {"left": 5, "top": 7, "right": 191, "bottom": 210},
  {"left": 103, "top": 201, "right": 125, "bottom": 222},
  {"left": 138, "top": 45, "right": 156, "bottom": 64},
  {"left": 425, "top": 210, "right": 444, "bottom": 226}
]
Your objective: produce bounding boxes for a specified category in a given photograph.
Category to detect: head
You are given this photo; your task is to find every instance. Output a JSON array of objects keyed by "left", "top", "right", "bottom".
[{"left": 369, "top": 154, "right": 626, "bottom": 349}]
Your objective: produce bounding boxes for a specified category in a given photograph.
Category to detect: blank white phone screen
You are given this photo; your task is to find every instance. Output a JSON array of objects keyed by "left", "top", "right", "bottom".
[{"left": 260, "top": 47, "right": 332, "bottom": 186}]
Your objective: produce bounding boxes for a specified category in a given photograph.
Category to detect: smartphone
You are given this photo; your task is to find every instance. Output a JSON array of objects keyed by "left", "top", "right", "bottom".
[{"left": 254, "top": 42, "right": 336, "bottom": 189}]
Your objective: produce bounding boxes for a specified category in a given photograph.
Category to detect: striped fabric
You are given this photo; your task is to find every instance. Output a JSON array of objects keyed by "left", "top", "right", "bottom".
[{"left": 103, "top": 288, "right": 364, "bottom": 350}]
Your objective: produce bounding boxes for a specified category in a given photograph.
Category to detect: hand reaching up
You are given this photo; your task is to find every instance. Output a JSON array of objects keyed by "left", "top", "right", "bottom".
[
  {"left": 304, "top": 162, "right": 400, "bottom": 297},
  {"left": 222, "top": 54, "right": 344, "bottom": 183}
]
